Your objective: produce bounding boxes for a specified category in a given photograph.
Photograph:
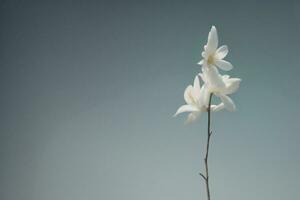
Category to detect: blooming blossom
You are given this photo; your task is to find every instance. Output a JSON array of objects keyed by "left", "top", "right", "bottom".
[
  {"left": 174, "top": 75, "right": 224, "bottom": 124},
  {"left": 198, "top": 26, "right": 233, "bottom": 71},
  {"left": 200, "top": 66, "right": 241, "bottom": 112},
  {"left": 174, "top": 25, "right": 240, "bottom": 124}
]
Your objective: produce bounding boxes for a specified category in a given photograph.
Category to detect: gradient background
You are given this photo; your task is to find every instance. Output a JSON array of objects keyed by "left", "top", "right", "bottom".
[{"left": 1, "top": 0, "right": 300, "bottom": 200}]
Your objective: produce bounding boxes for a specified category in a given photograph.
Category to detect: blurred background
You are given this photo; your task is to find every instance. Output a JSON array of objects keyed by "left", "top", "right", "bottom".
[{"left": 1, "top": 0, "right": 300, "bottom": 199}]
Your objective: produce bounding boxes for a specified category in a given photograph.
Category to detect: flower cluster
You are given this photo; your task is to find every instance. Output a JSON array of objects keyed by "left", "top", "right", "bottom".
[{"left": 174, "top": 26, "right": 241, "bottom": 124}]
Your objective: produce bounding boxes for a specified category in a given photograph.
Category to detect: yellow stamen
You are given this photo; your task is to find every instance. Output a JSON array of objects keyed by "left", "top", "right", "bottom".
[{"left": 207, "top": 55, "right": 214, "bottom": 65}]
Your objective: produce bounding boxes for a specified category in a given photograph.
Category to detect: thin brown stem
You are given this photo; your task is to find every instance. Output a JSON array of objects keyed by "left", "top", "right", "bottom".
[{"left": 201, "top": 93, "right": 213, "bottom": 200}]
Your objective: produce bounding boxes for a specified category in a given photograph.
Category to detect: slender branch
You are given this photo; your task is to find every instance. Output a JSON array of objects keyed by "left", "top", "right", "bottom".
[
  {"left": 199, "top": 173, "right": 207, "bottom": 181},
  {"left": 201, "top": 93, "right": 213, "bottom": 200}
]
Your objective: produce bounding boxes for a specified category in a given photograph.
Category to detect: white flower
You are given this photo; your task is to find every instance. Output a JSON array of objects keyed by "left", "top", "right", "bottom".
[
  {"left": 200, "top": 66, "right": 241, "bottom": 112},
  {"left": 174, "top": 75, "right": 224, "bottom": 124},
  {"left": 198, "top": 26, "right": 233, "bottom": 71}
]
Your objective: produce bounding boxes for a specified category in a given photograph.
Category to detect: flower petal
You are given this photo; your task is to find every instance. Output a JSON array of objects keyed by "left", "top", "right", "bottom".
[
  {"left": 224, "top": 78, "right": 241, "bottom": 94},
  {"left": 198, "top": 59, "right": 204, "bottom": 65},
  {"left": 193, "top": 75, "right": 201, "bottom": 99},
  {"left": 206, "top": 26, "right": 218, "bottom": 53},
  {"left": 200, "top": 85, "right": 210, "bottom": 106},
  {"left": 185, "top": 112, "right": 201, "bottom": 124},
  {"left": 214, "top": 59, "right": 233, "bottom": 71},
  {"left": 201, "top": 51, "right": 208, "bottom": 59},
  {"left": 184, "top": 85, "right": 193, "bottom": 104},
  {"left": 202, "top": 65, "right": 226, "bottom": 90},
  {"left": 174, "top": 105, "right": 199, "bottom": 117},
  {"left": 216, "top": 45, "right": 228, "bottom": 59},
  {"left": 222, "top": 74, "right": 230, "bottom": 80},
  {"left": 211, "top": 103, "right": 225, "bottom": 112},
  {"left": 198, "top": 72, "right": 206, "bottom": 83},
  {"left": 219, "top": 94, "right": 236, "bottom": 111}
]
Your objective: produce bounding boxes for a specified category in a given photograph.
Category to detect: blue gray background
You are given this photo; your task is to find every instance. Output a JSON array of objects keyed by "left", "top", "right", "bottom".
[{"left": 1, "top": 0, "right": 300, "bottom": 199}]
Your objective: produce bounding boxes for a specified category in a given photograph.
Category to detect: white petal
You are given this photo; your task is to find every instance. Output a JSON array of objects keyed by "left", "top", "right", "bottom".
[
  {"left": 211, "top": 103, "right": 225, "bottom": 112},
  {"left": 194, "top": 75, "right": 201, "bottom": 90},
  {"left": 201, "top": 51, "right": 208, "bottom": 59},
  {"left": 219, "top": 94, "right": 236, "bottom": 112},
  {"left": 199, "top": 71, "right": 210, "bottom": 84},
  {"left": 198, "top": 72, "right": 206, "bottom": 83},
  {"left": 202, "top": 65, "right": 226, "bottom": 90},
  {"left": 200, "top": 85, "right": 211, "bottom": 106},
  {"left": 222, "top": 74, "right": 230, "bottom": 80},
  {"left": 214, "top": 59, "right": 233, "bottom": 71},
  {"left": 197, "top": 59, "right": 204, "bottom": 65},
  {"left": 216, "top": 45, "right": 228, "bottom": 59},
  {"left": 225, "top": 78, "right": 241, "bottom": 94},
  {"left": 184, "top": 85, "right": 193, "bottom": 104},
  {"left": 206, "top": 26, "right": 218, "bottom": 53},
  {"left": 174, "top": 105, "right": 199, "bottom": 117},
  {"left": 193, "top": 75, "right": 201, "bottom": 99},
  {"left": 201, "top": 61, "right": 210, "bottom": 69},
  {"left": 185, "top": 112, "right": 201, "bottom": 124}
]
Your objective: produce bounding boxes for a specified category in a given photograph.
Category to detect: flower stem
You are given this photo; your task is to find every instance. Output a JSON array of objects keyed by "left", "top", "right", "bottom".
[{"left": 200, "top": 93, "right": 213, "bottom": 200}]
